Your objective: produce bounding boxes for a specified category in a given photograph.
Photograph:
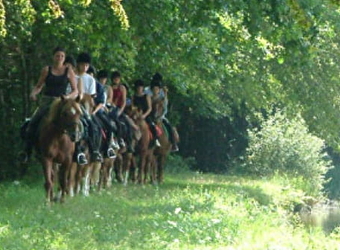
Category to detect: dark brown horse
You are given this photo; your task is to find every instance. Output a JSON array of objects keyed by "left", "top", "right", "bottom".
[
  {"left": 152, "top": 98, "right": 179, "bottom": 183},
  {"left": 38, "top": 96, "right": 82, "bottom": 203}
]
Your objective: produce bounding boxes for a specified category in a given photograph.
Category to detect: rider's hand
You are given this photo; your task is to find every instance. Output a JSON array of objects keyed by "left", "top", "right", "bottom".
[{"left": 30, "top": 93, "right": 37, "bottom": 101}]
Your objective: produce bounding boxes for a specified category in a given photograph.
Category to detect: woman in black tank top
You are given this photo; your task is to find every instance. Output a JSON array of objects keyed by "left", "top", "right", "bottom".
[
  {"left": 19, "top": 47, "right": 78, "bottom": 163},
  {"left": 132, "top": 79, "right": 161, "bottom": 147},
  {"left": 30, "top": 47, "right": 78, "bottom": 101}
]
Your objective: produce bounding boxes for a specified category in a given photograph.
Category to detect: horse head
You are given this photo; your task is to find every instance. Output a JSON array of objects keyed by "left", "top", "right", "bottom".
[
  {"left": 47, "top": 97, "right": 83, "bottom": 142},
  {"left": 125, "top": 105, "right": 143, "bottom": 122},
  {"left": 152, "top": 98, "right": 165, "bottom": 121},
  {"left": 80, "top": 94, "right": 95, "bottom": 114}
]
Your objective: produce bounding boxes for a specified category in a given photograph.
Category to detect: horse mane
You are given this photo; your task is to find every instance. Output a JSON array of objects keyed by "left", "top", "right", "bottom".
[
  {"left": 125, "top": 105, "right": 143, "bottom": 122},
  {"left": 152, "top": 97, "right": 165, "bottom": 120},
  {"left": 45, "top": 97, "right": 82, "bottom": 125},
  {"left": 45, "top": 98, "right": 63, "bottom": 125}
]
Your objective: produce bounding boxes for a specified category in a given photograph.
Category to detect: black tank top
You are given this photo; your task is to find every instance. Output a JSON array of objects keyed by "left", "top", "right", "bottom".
[
  {"left": 133, "top": 94, "right": 148, "bottom": 113},
  {"left": 44, "top": 66, "right": 69, "bottom": 97}
]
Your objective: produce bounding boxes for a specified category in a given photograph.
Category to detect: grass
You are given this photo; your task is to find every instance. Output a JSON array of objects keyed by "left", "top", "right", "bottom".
[{"left": 0, "top": 169, "right": 340, "bottom": 249}]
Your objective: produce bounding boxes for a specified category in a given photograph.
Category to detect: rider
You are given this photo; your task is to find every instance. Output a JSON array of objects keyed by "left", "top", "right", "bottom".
[
  {"left": 108, "top": 71, "right": 135, "bottom": 152},
  {"left": 132, "top": 79, "right": 161, "bottom": 147},
  {"left": 19, "top": 47, "right": 78, "bottom": 163},
  {"left": 75, "top": 52, "right": 103, "bottom": 164},
  {"left": 148, "top": 77, "right": 179, "bottom": 152},
  {"left": 87, "top": 67, "right": 117, "bottom": 158}
]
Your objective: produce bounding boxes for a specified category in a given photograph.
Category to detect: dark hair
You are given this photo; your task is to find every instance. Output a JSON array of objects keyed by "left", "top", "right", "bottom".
[
  {"left": 97, "top": 70, "right": 109, "bottom": 79},
  {"left": 134, "top": 79, "right": 145, "bottom": 88},
  {"left": 152, "top": 72, "right": 163, "bottom": 82},
  {"left": 150, "top": 72, "right": 163, "bottom": 89},
  {"left": 53, "top": 46, "right": 65, "bottom": 55},
  {"left": 111, "top": 71, "right": 121, "bottom": 80},
  {"left": 77, "top": 52, "right": 91, "bottom": 64},
  {"left": 64, "top": 55, "right": 76, "bottom": 67},
  {"left": 87, "top": 65, "right": 96, "bottom": 75}
]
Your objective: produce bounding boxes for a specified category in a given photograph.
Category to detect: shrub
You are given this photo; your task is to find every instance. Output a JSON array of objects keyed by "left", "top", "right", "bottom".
[
  {"left": 165, "top": 154, "right": 196, "bottom": 174},
  {"left": 241, "top": 111, "right": 331, "bottom": 195}
]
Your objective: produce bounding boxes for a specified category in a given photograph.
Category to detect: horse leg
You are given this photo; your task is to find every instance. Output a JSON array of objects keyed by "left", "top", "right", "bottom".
[
  {"left": 144, "top": 155, "right": 151, "bottom": 184},
  {"left": 149, "top": 155, "right": 157, "bottom": 185},
  {"left": 91, "top": 162, "right": 102, "bottom": 192},
  {"left": 157, "top": 154, "right": 166, "bottom": 184},
  {"left": 58, "top": 164, "right": 66, "bottom": 203},
  {"left": 122, "top": 153, "right": 132, "bottom": 186},
  {"left": 42, "top": 158, "right": 53, "bottom": 204},
  {"left": 69, "top": 162, "right": 77, "bottom": 197},
  {"left": 82, "top": 163, "right": 92, "bottom": 196},
  {"left": 115, "top": 154, "right": 123, "bottom": 183},
  {"left": 107, "top": 159, "right": 115, "bottom": 188},
  {"left": 138, "top": 154, "right": 146, "bottom": 184}
]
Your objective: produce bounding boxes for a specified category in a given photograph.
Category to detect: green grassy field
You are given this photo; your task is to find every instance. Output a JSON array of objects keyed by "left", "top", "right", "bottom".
[{"left": 0, "top": 171, "right": 339, "bottom": 250}]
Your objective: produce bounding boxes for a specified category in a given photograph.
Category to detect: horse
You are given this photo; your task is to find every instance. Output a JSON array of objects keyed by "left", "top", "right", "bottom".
[
  {"left": 69, "top": 94, "right": 100, "bottom": 196},
  {"left": 123, "top": 105, "right": 154, "bottom": 185},
  {"left": 38, "top": 96, "right": 82, "bottom": 203},
  {"left": 152, "top": 98, "right": 179, "bottom": 184}
]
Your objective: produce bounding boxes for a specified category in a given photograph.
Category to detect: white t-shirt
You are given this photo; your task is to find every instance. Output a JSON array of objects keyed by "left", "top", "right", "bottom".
[{"left": 77, "top": 73, "right": 96, "bottom": 95}]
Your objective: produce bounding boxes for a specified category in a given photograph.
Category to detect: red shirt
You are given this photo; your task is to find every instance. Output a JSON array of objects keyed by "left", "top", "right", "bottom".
[{"left": 112, "top": 85, "right": 124, "bottom": 108}]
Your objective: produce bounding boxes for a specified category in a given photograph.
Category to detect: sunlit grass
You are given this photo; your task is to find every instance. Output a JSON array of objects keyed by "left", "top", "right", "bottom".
[{"left": 0, "top": 171, "right": 339, "bottom": 250}]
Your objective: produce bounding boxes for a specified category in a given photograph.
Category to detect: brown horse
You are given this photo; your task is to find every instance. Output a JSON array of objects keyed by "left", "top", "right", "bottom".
[
  {"left": 69, "top": 94, "right": 96, "bottom": 196},
  {"left": 152, "top": 98, "right": 179, "bottom": 183},
  {"left": 38, "top": 96, "right": 82, "bottom": 203},
  {"left": 123, "top": 106, "right": 154, "bottom": 185}
]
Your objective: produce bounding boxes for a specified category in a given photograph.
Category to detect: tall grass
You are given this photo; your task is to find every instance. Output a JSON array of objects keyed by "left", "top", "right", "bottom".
[{"left": 0, "top": 169, "right": 339, "bottom": 250}]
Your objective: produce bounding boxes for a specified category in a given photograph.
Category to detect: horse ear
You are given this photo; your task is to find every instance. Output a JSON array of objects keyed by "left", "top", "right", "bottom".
[{"left": 60, "top": 95, "right": 66, "bottom": 101}]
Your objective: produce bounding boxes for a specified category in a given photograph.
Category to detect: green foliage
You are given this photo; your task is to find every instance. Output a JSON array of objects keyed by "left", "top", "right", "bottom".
[
  {"left": 164, "top": 154, "right": 195, "bottom": 174},
  {"left": 241, "top": 110, "right": 331, "bottom": 195},
  {"left": 1, "top": 0, "right": 340, "bottom": 181},
  {"left": 1, "top": 173, "right": 340, "bottom": 249}
]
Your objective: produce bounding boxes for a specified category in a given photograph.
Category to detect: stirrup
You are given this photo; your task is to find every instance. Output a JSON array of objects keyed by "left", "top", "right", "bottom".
[
  {"left": 171, "top": 144, "right": 179, "bottom": 152},
  {"left": 107, "top": 148, "right": 117, "bottom": 159},
  {"left": 77, "top": 153, "right": 88, "bottom": 165}
]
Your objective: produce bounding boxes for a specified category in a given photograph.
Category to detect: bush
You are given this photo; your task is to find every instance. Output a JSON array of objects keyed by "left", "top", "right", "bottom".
[
  {"left": 165, "top": 154, "right": 196, "bottom": 174},
  {"left": 241, "top": 111, "right": 331, "bottom": 195}
]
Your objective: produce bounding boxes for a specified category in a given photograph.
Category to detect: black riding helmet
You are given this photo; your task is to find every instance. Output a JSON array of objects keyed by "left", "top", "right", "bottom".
[
  {"left": 97, "top": 70, "right": 109, "bottom": 79},
  {"left": 77, "top": 52, "right": 91, "bottom": 64},
  {"left": 87, "top": 65, "right": 96, "bottom": 75},
  {"left": 64, "top": 55, "right": 76, "bottom": 68},
  {"left": 134, "top": 79, "right": 145, "bottom": 89}
]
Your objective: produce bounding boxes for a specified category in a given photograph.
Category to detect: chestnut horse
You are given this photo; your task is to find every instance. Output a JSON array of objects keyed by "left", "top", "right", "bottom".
[
  {"left": 123, "top": 106, "right": 154, "bottom": 185},
  {"left": 38, "top": 97, "right": 82, "bottom": 203},
  {"left": 69, "top": 94, "right": 98, "bottom": 196},
  {"left": 152, "top": 98, "right": 179, "bottom": 183}
]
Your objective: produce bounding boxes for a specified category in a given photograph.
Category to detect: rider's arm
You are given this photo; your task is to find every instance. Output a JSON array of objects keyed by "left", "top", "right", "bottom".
[
  {"left": 65, "top": 66, "right": 78, "bottom": 99},
  {"left": 142, "top": 95, "right": 152, "bottom": 119},
  {"left": 30, "top": 66, "right": 48, "bottom": 101},
  {"left": 77, "top": 77, "right": 84, "bottom": 100},
  {"left": 106, "top": 86, "right": 113, "bottom": 106},
  {"left": 162, "top": 87, "right": 168, "bottom": 117},
  {"left": 93, "top": 85, "right": 105, "bottom": 115},
  {"left": 118, "top": 85, "right": 127, "bottom": 116}
]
